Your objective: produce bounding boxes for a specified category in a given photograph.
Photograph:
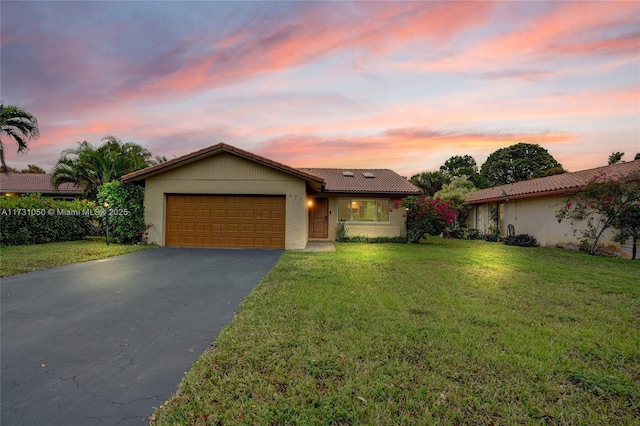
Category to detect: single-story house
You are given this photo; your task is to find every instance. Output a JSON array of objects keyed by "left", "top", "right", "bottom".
[
  {"left": 121, "top": 143, "right": 420, "bottom": 249},
  {"left": 466, "top": 160, "right": 640, "bottom": 258},
  {"left": 0, "top": 173, "right": 81, "bottom": 199}
]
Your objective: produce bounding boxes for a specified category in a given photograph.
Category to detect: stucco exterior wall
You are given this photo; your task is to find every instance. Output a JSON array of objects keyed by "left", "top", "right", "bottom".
[
  {"left": 144, "top": 153, "right": 309, "bottom": 249},
  {"left": 469, "top": 195, "right": 631, "bottom": 258},
  {"left": 313, "top": 196, "right": 406, "bottom": 240}
]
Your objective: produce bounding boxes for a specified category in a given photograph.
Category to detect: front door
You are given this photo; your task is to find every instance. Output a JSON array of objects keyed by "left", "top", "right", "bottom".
[{"left": 309, "top": 198, "right": 329, "bottom": 238}]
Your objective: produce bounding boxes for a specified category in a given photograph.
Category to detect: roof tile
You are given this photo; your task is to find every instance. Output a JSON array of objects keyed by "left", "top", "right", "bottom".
[
  {"left": 301, "top": 168, "right": 420, "bottom": 195},
  {"left": 0, "top": 173, "right": 81, "bottom": 194},
  {"left": 467, "top": 160, "right": 640, "bottom": 204}
]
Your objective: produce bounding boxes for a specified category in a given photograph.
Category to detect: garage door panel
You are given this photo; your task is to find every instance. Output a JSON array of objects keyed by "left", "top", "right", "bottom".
[{"left": 166, "top": 195, "right": 285, "bottom": 249}]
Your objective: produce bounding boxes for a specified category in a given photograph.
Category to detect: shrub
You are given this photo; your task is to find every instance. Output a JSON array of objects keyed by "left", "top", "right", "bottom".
[
  {"left": 444, "top": 222, "right": 483, "bottom": 240},
  {"left": 556, "top": 171, "right": 640, "bottom": 256},
  {"left": 503, "top": 233, "right": 538, "bottom": 247},
  {"left": 339, "top": 235, "right": 407, "bottom": 243},
  {"left": 393, "top": 195, "right": 457, "bottom": 243},
  {"left": 466, "top": 228, "right": 483, "bottom": 240},
  {"left": 0, "top": 194, "right": 96, "bottom": 246},
  {"left": 482, "top": 233, "right": 499, "bottom": 243},
  {"left": 336, "top": 221, "right": 348, "bottom": 242},
  {"left": 97, "top": 181, "right": 145, "bottom": 244}
]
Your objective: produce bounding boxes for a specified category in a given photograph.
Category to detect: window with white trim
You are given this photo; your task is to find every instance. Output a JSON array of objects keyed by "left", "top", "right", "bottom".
[{"left": 338, "top": 198, "right": 390, "bottom": 223}]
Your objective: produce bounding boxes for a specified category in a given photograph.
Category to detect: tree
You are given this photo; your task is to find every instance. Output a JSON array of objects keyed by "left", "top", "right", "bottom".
[
  {"left": 409, "top": 171, "right": 450, "bottom": 196},
  {"left": 556, "top": 171, "right": 640, "bottom": 256},
  {"left": 21, "top": 164, "right": 46, "bottom": 174},
  {"left": 52, "top": 136, "right": 154, "bottom": 200},
  {"left": 434, "top": 176, "right": 477, "bottom": 238},
  {"left": 480, "top": 143, "right": 565, "bottom": 186},
  {"left": 439, "top": 155, "right": 488, "bottom": 189},
  {"left": 0, "top": 103, "right": 40, "bottom": 171},
  {"left": 615, "top": 204, "right": 640, "bottom": 260},
  {"left": 608, "top": 152, "right": 624, "bottom": 165},
  {"left": 440, "top": 155, "right": 478, "bottom": 177},
  {"left": 635, "top": 153, "right": 640, "bottom": 161},
  {"left": 0, "top": 165, "right": 19, "bottom": 173},
  {"left": 393, "top": 195, "right": 458, "bottom": 243}
]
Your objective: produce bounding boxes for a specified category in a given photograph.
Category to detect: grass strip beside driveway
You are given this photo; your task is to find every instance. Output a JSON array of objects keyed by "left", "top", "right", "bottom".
[
  {"left": 152, "top": 238, "right": 640, "bottom": 425},
  {"left": 0, "top": 237, "right": 153, "bottom": 277}
]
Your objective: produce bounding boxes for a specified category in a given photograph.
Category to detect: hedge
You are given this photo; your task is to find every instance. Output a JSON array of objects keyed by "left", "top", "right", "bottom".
[
  {"left": 97, "top": 181, "right": 145, "bottom": 244},
  {"left": 0, "top": 194, "right": 96, "bottom": 246}
]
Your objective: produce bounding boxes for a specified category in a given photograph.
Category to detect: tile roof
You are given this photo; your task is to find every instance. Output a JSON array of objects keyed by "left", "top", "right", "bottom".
[
  {"left": 121, "top": 143, "right": 325, "bottom": 184},
  {"left": 122, "top": 143, "right": 419, "bottom": 195},
  {"left": 300, "top": 168, "right": 420, "bottom": 195},
  {"left": 0, "top": 173, "right": 81, "bottom": 194},
  {"left": 467, "top": 160, "right": 640, "bottom": 204}
]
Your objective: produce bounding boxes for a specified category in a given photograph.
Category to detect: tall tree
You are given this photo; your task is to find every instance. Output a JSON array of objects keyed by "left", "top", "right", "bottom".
[
  {"left": 440, "top": 155, "right": 478, "bottom": 178},
  {"left": 439, "top": 154, "right": 489, "bottom": 188},
  {"left": 480, "top": 143, "right": 565, "bottom": 186},
  {"left": 409, "top": 170, "right": 450, "bottom": 196},
  {"left": 52, "top": 136, "right": 154, "bottom": 200},
  {"left": 0, "top": 103, "right": 40, "bottom": 171},
  {"left": 608, "top": 152, "right": 624, "bottom": 165}
]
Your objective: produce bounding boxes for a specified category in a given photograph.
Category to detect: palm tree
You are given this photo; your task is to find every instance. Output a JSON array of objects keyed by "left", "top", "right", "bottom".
[
  {"left": 52, "top": 136, "right": 154, "bottom": 200},
  {"left": 0, "top": 103, "right": 40, "bottom": 171},
  {"left": 608, "top": 152, "right": 624, "bottom": 165}
]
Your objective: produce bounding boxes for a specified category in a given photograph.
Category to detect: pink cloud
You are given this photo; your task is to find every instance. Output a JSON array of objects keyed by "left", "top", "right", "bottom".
[
  {"left": 257, "top": 127, "right": 578, "bottom": 176},
  {"left": 129, "top": 2, "right": 494, "bottom": 100},
  {"left": 408, "top": 1, "right": 639, "bottom": 74}
]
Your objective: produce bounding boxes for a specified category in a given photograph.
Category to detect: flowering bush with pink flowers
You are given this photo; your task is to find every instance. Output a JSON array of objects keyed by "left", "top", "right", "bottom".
[
  {"left": 556, "top": 171, "right": 640, "bottom": 257},
  {"left": 393, "top": 195, "right": 458, "bottom": 243}
]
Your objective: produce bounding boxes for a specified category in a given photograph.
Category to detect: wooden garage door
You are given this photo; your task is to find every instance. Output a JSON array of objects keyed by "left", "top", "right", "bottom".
[{"left": 165, "top": 195, "right": 285, "bottom": 248}]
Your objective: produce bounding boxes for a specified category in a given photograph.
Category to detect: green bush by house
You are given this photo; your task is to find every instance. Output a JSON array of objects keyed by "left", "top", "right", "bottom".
[
  {"left": 0, "top": 194, "right": 96, "bottom": 246},
  {"left": 97, "top": 181, "right": 145, "bottom": 244}
]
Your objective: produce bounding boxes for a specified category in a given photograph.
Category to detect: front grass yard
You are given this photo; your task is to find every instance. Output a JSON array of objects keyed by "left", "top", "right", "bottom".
[
  {"left": 152, "top": 238, "right": 640, "bottom": 425},
  {"left": 0, "top": 237, "right": 153, "bottom": 277}
]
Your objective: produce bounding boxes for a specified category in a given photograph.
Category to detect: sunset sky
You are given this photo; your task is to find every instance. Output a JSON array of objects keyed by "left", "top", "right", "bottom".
[{"left": 2, "top": 1, "right": 639, "bottom": 177}]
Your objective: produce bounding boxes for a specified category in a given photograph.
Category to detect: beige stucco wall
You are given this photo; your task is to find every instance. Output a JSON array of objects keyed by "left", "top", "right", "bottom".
[
  {"left": 469, "top": 195, "right": 631, "bottom": 258},
  {"left": 310, "top": 196, "right": 407, "bottom": 240},
  {"left": 143, "top": 153, "right": 309, "bottom": 249}
]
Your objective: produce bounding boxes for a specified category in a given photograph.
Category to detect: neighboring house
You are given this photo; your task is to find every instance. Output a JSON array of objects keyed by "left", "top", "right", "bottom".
[
  {"left": 122, "top": 143, "right": 419, "bottom": 249},
  {"left": 467, "top": 160, "right": 640, "bottom": 258},
  {"left": 0, "top": 173, "right": 81, "bottom": 200}
]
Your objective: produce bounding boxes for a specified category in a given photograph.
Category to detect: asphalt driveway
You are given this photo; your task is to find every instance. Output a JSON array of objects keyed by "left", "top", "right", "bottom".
[{"left": 1, "top": 247, "right": 283, "bottom": 425}]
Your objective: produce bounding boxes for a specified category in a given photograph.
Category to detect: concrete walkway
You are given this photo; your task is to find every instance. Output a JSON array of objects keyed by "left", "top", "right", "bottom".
[{"left": 296, "top": 241, "right": 336, "bottom": 252}]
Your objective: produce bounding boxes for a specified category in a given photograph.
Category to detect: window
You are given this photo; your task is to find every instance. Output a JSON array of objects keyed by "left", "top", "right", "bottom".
[{"left": 338, "top": 198, "right": 390, "bottom": 223}]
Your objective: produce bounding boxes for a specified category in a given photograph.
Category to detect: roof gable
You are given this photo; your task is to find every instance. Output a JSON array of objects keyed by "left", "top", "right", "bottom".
[
  {"left": 121, "top": 143, "right": 419, "bottom": 195},
  {"left": 301, "top": 168, "right": 420, "bottom": 195},
  {"left": 121, "top": 143, "right": 325, "bottom": 184},
  {"left": 467, "top": 160, "right": 640, "bottom": 204},
  {"left": 0, "top": 173, "right": 81, "bottom": 194}
]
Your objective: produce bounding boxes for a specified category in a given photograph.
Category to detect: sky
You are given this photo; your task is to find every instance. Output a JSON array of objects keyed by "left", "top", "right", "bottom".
[{"left": 1, "top": 1, "right": 639, "bottom": 177}]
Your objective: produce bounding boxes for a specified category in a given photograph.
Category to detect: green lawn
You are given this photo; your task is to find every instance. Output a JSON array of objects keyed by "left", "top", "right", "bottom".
[
  {"left": 0, "top": 237, "right": 154, "bottom": 277},
  {"left": 151, "top": 238, "right": 640, "bottom": 425}
]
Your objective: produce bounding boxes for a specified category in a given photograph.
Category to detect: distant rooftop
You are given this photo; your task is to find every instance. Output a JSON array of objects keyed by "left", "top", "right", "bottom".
[
  {"left": 0, "top": 173, "right": 81, "bottom": 195},
  {"left": 467, "top": 160, "right": 640, "bottom": 204}
]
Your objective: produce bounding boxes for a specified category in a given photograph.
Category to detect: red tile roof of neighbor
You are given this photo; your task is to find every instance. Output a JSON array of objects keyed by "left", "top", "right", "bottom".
[
  {"left": 300, "top": 168, "right": 420, "bottom": 195},
  {"left": 0, "top": 173, "right": 81, "bottom": 194},
  {"left": 467, "top": 160, "right": 640, "bottom": 204}
]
